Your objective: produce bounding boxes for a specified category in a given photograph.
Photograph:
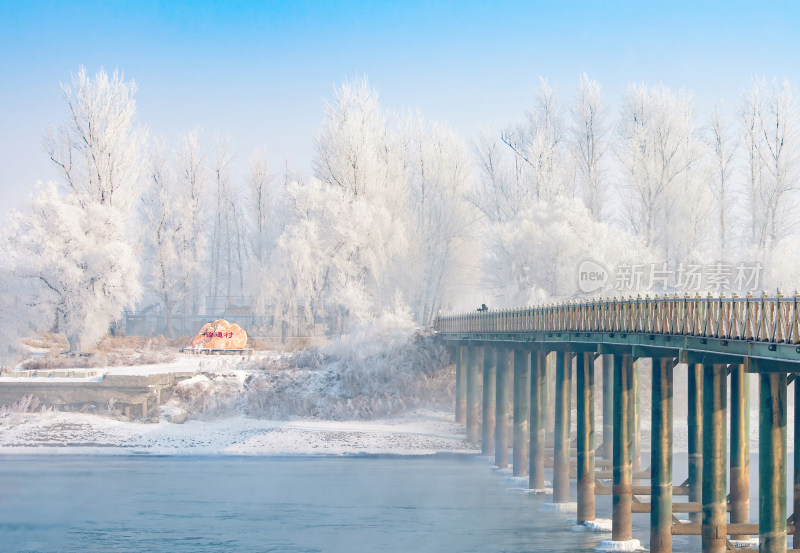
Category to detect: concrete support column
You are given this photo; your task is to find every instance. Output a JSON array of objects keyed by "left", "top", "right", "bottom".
[
  {"left": 553, "top": 350, "right": 573, "bottom": 503},
  {"left": 612, "top": 353, "right": 634, "bottom": 541},
  {"left": 795, "top": 378, "right": 800, "bottom": 549},
  {"left": 546, "top": 352, "right": 555, "bottom": 435},
  {"left": 513, "top": 347, "right": 530, "bottom": 477},
  {"left": 701, "top": 364, "right": 727, "bottom": 553},
  {"left": 529, "top": 350, "right": 547, "bottom": 489},
  {"left": 651, "top": 357, "right": 673, "bottom": 553},
  {"left": 688, "top": 362, "right": 703, "bottom": 524},
  {"left": 481, "top": 344, "right": 496, "bottom": 456},
  {"left": 577, "top": 351, "right": 595, "bottom": 523},
  {"left": 633, "top": 358, "right": 642, "bottom": 476},
  {"left": 455, "top": 345, "right": 466, "bottom": 423},
  {"left": 602, "top": 354, "right": 614, "bottom": 459},
  {"left": 729, "top": 363, "right": 750, "bottom": 540},
  {"left": 495, "top": 345, "right": 510, "bottom": 468},
  {"left": 466, "top": 344, "right": 481, "bottom": 444},
  {"left": 760, "top": 372, "right": 787, "bottom": 553}
]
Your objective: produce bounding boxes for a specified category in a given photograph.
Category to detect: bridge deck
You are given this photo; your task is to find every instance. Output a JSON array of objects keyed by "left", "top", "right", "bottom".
[{"left": 436, "top": 294, "right": 800, "bottom": 369}]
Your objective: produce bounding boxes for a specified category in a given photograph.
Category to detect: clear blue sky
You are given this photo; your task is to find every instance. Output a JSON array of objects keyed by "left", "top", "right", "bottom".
[{"left": 1, "top": 1, "right": 799, "bottom": 209}]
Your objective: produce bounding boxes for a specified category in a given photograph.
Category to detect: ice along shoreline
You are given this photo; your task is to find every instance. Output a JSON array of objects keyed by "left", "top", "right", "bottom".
[{"left": 0, "top": 408, "right": 479, "bottom": 457}]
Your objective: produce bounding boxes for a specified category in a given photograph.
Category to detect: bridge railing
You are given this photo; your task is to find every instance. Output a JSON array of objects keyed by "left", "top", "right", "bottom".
[{"left": 435, "top": 293, "right": 800, "bottom": 344}]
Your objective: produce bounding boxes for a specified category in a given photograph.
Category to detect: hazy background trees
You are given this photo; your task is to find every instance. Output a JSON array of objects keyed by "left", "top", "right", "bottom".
[{"left": 4, "top": 67, "right": 800, "bottom": 351}]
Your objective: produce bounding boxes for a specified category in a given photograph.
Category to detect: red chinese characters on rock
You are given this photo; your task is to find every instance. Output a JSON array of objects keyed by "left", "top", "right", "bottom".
[{"left": 189, "top": 320, "right": 248, "bottom": 349}]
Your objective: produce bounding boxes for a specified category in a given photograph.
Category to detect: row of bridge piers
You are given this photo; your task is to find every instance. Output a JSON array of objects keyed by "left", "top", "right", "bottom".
[{"left": 449, "top": 340, "right": 796, "bottom": 553}]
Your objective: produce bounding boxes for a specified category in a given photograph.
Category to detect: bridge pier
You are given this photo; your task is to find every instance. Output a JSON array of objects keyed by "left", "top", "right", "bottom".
[
  {"left": 529, "top": 349, "right": 547, "bottom": 489},
  {"left": 495, "top": 345, "right": 510, "bottom": 468},
  {"left": 546, "top": 352, "right": 555, "bottom": 436},
  {"left": 760, "top": 372, "right": 787, "bottom": 553},
  {"left": 729, "top": 363, "right": 750, "bottom": 541},
  {"left": 688, "top": 362, "right": 703, "bottom": 525},
  {"left": 650, "top": 356, "right": 673, "bottom": 553},
  {"left": 601, "top": 354, "right": 613, "bottom": 459},
  {"left": 611, "top": 353, "right": 635, "bottom": 543},
  {"left": 553, "top": 350, "right": 573, "bottom": 504},
  {"left": 466, "top": 344, "right": 481, "bottom": 444},
  {"left": 795, "top": 378, "right": 800, "bottom": 550},
  {"left": 633, "top": 358, "right": 642, "bottom": 480},
  {"left": 482, "top": 343, "right": 496, "bottom": 456},
  {"left": 702, "top": 363, "right": 727, "bottom": 553},
  {"left": 577, "top": 351, "right": 595, "bottom": 523},
  {"left": 456, "top": 345, "right": 466, "bottom": 423},
  {"left": 513, "top": 347, "right": 530, "bottom": 477}
]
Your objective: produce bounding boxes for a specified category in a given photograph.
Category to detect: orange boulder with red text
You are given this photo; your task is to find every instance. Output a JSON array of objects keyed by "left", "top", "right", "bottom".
[{"left": 189, "top": 320, "right": 248, "bottom": 349}]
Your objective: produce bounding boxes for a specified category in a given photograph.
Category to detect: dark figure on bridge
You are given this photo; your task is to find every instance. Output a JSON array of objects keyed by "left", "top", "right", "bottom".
[{"left": 477, "top": 304, "right": 488, "bottom": 312}]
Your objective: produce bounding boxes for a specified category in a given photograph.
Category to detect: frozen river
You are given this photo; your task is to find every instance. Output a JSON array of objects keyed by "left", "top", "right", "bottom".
[{"left": 0, "top": 453, "right": 743, "bottom": 553}]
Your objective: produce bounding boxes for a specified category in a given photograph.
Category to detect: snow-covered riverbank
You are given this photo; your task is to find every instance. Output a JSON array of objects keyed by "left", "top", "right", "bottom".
[
  {"left": 0, "top": 322, "right": 467, "bottom": 456},
  {"left": 0, "top": 408, "right": 476, "bottom": 456}
]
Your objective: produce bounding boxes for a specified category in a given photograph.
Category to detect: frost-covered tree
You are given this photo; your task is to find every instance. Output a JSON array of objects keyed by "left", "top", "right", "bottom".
[
  {"left": 482, "top": 196, "right": 643, "bottom": 305},
  {"left": 302, "top": 78, "right": 407, "bottom": 329},
  {"left": 264, "top": 179, "right": 341, "bottom": 337},
  {"left": 13, "top": 67, "right": 148, "bottom": 350},
  {"left": 399, "top": 115, "right": 478, "bottom": 325},
  {"left": 618, "top": 84, "right": 703, "bottom": 261},
  {"left": 43, "top": 66, "right": 147, "bottom": 210},
  {"left": 313, "top": 77, "right": 404, "bottom": 206},
  {"left": 571, "top": 74, "right": 609, "bottom": 220},
  {"left": 5, "top": 184, "right": 141, "bottom": 352},
  {"left": 670, "top": 160, "right": 713, "bottom": 261},
  {"left": 245, "top": 148, "right": 277, "bottom": 265},
  {"left": 209, "top": 136, "right": 246, "bottom": 301},
  {"left": 769, "top": 233, "right": 800, "bottom": 291},
  {"left": 470, "top": 128, "right": 521, "bottom": 223},
  {"left": 242, "top": 148, "right": 288, "bottom": 323},
  {"left": 501, "top": 78, "right": 573, "bottom": 202},
  {"left": 739, "top": 78, "right": 799, "bottom": 258},
  {"left": 704, "top": 107, "right": 738, "bottom": 259},
  {"left": 174, "top": 129, "right": 209, "bottom": 315},
  {"left": 141, "top": 138, "right": 205, "bottom": 335}
]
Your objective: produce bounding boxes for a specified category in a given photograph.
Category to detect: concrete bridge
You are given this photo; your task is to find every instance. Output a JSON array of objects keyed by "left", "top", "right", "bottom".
[{"left": 435, "top": 293, "right": 800, "bottom": 553}]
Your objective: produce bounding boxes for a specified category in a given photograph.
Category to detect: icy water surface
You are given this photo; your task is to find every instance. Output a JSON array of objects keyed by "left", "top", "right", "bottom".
[{"left": 1, "top": 454, "right": 709, "bottom": 553}]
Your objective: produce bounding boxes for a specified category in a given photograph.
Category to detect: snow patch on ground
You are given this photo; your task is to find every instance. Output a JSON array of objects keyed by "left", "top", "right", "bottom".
[
  {"left": 0, "top": 408, "right": 476, "bottom": 456},
  {"left": 0, "top": 375, "right": 104, "bottom": 383}
]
